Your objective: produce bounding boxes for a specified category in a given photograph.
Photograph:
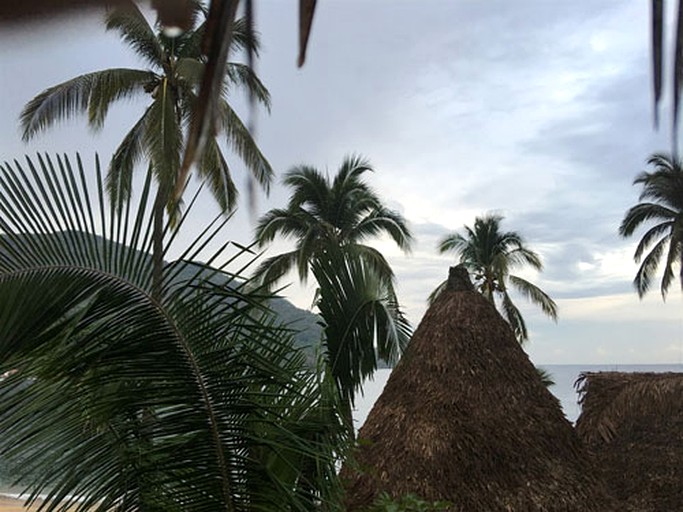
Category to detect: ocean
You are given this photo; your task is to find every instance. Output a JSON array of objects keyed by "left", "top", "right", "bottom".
[{"left": 352, "top": 363, "right": 683, "bottom": 428}]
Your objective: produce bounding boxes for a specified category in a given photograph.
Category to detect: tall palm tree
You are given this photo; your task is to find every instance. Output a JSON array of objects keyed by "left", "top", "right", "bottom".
[
  {"left": 433, "top": 213, "right": 557, "bottom": 343},
  {"left": 619, "top": 152, "right": 683, "bottom": 298},
  {"left": 254, "top": 155, "right": 413, "bottom": 287},
  {"left": 19, "top": 1, "right": 272, "bottom": 294},
  {"left": 254, "top": 155, "right": 413, "bottom": 422}
]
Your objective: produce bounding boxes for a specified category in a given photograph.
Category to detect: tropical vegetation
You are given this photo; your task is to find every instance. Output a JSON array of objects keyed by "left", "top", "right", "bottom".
[
  {"left": 619, "top": 152, "right": 683, "bottom": 298},
  {"left": 254, "top": 156, "right": 413, "bottom": 419},
  {"left": 0, "top": 154, "right": 348, "bottom": 511},
  {"left": 432, "top": 213, "right": 558, "bottom": 343},
  {"left": 19, "top": 1, "right": 272, "bottom": 293}
]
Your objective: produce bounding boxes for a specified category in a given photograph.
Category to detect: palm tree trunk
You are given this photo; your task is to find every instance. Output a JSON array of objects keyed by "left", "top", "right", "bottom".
[{"left": 151, "top": 186, "right": 165, "bottom": 301}]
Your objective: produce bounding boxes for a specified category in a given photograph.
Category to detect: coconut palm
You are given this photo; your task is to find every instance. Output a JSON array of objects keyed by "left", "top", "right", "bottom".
[
  {"left": 254, "top": 155, "right": 413, "bottom": 421},
  {"left": 19, "top": 2, "right": 272, "bottom": 293},
  {"left": 0, "top": 153, "right": 348, "bottom": 512},
  {"left": 619, "top": 153, "right": 683, "bottom": 298},
  {"left": 432, "top": 213, "right": 557, "bottom": 343},
  {"left": 253, "top": 155, "right": 413, "bottom": 287}
]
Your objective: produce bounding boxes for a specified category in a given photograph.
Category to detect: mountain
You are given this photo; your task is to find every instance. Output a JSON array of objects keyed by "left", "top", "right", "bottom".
[{"left": 0, "top": 231, "right": 324, "bottom": 361}]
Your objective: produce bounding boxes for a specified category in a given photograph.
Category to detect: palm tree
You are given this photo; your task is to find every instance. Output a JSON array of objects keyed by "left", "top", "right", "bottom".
[
  {"left": 19, "top": 2, "right": 272, "bottom": 294},
  {"left": 254, "top": 155, "right": 413, "bottom": 287},
  {"left": 0, "top": 153, "right": 349, "bottom": 512},
  {"left": 433, "top": 213, "right": 557, "bottom": 343},
  {"left": 619, "top": 152, "right": 683, "bottom": 298},
  {"left": 254, "top": 155, "right": 413, "bottom": 422}
]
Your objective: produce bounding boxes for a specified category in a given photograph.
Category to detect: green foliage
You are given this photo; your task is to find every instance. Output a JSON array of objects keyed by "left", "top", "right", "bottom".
[
  {"left": 619, "top": 152, "right": 683, "bottom": 298},
  {"left": 254, "top": 155, "right": 413, "bottom": 287},
  {"left": 20, "top": 2, "right": 272, "bottom": 215},
  {"left": 536, "top": 366, "right": 555, "bottom": 388},
  {"left": 365, "top": 492, "right": 451, "bottom": 512},
  {"left": 313, "top": 246, "right": 411, "bottom": 408},
  {"left": 433, "top": 213, "right": 557, "bottom": 344},
  {"left": 0, "top": 154, "right": 349, "bottom": 512},
  {"left": 253, "top": 155, "right": 413, "bottom": 416}
]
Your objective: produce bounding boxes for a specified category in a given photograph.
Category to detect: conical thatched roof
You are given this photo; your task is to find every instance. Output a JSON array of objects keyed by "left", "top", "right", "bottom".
[
  {"left": 575, "top": 371, "right": 683, "bottom": 511},
  {"left": 342, "top": 266, "right": 616, "bottom": 511}
]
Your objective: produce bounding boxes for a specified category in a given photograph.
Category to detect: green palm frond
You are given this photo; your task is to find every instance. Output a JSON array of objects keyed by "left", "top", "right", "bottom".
[
  {"left": 536, "top": 367, "right": 555, "bottom": 388},
  {"left": 255, "top": 208, "right": 312, "bottom": 246},
  {"left": 252, "top": 250, "right": 300, "bottom": 289},
  {"left": 105, "top": 3, "right": 164, "bottom": 68},
  {"left": 224, "top": 62, "right": 271, "bottom": 110},
  {"left": 342, "top": 244, "right": 396, "bottom": 287},
  {"left": 437, "top": 232, "right": 468, "bottom": 256},
  {"left": 427, "top": 279, "right": 447, "bottom": 305},
  {"left": 107, "top": 107, "right": 152, "bottom": 209},
  {"left": 0, "top": 153, "right": 347, "bottom": 512},
  {"left": 633, "top": 220, "right": 674, "bottom": 261},
  {"left": 196, "top": 136, "right": 239, "bottom": 212},
  {"left": 619, "top": 203, "right": 679, "bottom": 237},
  {"left": 634, "top": 235, "right": 669, "bottom": 297},
  {"left": 500, "top": 291, "right": 527, "bottom": 343},
  {"left": 217, "top": 98, "right": 273, "bottom": 191},
  {"left": 144, "top": 81, "right": 183, "bottom": 202},
  {"left": 312, "top": 247, "right": 411, "bottom": 408},
  {"left": 621, "top": 153, "right": 683, "bottom": 298},
  {"left": 508, "top": 274, "right": 558, "bottom": 321},
  {"left": 350, "top": 206, "right": 414, "bottom": 251},
  {"left": 283, "top": 165, "right": 331, "bottom": 215},
  {"left": 20, "top": 69, "right": 153, "bottom": 140}
]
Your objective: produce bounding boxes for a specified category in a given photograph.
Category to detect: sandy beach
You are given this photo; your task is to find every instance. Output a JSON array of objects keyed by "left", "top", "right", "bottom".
[{"left": 0, "top": 495, "right": 43, "bottom": 512}]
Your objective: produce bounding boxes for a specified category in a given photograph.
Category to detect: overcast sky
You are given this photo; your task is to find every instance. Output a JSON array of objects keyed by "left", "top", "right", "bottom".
[{"left": 1, "top": 1, "right": 683, "bottom": 364}]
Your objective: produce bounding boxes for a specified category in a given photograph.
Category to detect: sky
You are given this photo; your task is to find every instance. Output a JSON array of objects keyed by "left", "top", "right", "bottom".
[{"left": 1, "top": 0, "right": 682, "bottom": 365}]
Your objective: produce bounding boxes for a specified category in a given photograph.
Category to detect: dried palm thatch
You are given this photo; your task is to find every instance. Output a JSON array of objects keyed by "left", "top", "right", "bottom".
[
  {"left": 575, "top": 371, "right": 683, "bottom": 511},
  {"left": 341, "top": 266, "right": 616, "bottom": 511}
]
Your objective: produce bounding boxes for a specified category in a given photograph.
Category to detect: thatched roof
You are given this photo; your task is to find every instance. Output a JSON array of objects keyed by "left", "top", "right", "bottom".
[
  {"left": 342, "top": 266, "right": 616, "bottom": 511},
  {"left": 575, "top": 371, "right": 683, "bottom": 511}
]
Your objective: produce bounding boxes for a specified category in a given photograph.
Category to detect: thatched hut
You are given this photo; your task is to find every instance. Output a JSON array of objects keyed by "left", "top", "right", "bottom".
[
  {"left": 575, "top": 371, "right": 683, "bottom": 511},
  {"left": 342, "top": 266, "right": 616, "bottom": 511}
]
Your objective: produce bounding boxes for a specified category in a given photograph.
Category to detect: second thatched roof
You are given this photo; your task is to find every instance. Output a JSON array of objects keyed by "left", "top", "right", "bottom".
[
  {"left": 575, "top": 371, "right": 683, "bottom": 511},
  {"left": 342, "top": 266, "right": 616, "bottom": 511}
]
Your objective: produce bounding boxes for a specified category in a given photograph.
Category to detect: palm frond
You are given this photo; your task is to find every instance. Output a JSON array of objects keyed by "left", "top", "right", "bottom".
[
  {"left": 0, "top": 153, "right": 347, "bottom": 512},
  {"left": 312, "top": 247, "right": 411, "bottom": 407},
  {"left": 633, "top": 235, "right": 669, "bottom": 297},
  {"left": 437, "top": 232, "right": 468, "bottom": 256},
  {"left": 143, "top": 80, "right": 183, "bottom": 212},
  {"left": 633, "top": 220, "right": 674, "bottom": 261},
  {"left": 224, "top": 62, "right": 271, "bottom": 110},
  {"left": 427, "top": 279, "right": 448, "bottom": 306},
  {"left": 196, "top": 136, "right": 238, "bottom": 212},
  {"left": 254, "top": 208, "right": 312, "bottom": 246},
  {"left": 619, "top": 203, "right": 679, "bottom": 238},
  {"left": 107, "top": 107, "right": 152, "bottom": 210},
  {"left": 20, "top": 69, "right": 152, "bottom": 140},
  {"left": 508, "top": 274, "right": 558, "bottom": 321},
  {"left": 251, "top": 250, "right": 300, "bottom": 289},
  {"left": 350, "top": 207, "right": 414, "bottom": 252},
  {"left": 217, "top": 98, "right": 273, "bottom": 190},
  {"left": 105, "top": 3, "right": 164, "bottom": 68},
  {"left": 500, "top": 291, "right": 527, "bottom": 343}
]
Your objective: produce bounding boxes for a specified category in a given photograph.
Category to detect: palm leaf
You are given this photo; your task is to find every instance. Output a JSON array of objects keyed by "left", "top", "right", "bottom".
[
  {"left": 500, "top": 291, "right": 527, "bottom": 343},
  {"left": 508, "top": 274, "right": 558, "bottom": 321},
  {"left": 105, "top": 2, "right": 164, "bottom": 69},
  {"left": 0, "top": 153, "right": 347, "bottom": 512},
  {"left": 633, "top": 235, "right": 669, "bottom": 297},
  {"left": 312, "top": 247, "right": 411, "bottom": 407},
  {"left": 20, "top": 69, "right": 153, "bottom": 140}
]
